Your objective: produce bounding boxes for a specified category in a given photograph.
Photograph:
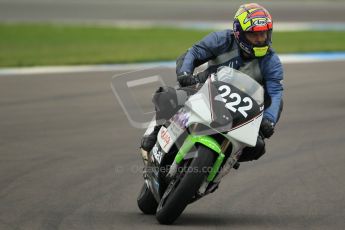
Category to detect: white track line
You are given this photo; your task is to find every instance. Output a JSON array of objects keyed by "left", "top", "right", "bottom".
[{"left": 1, "top": 53, "right": 345, "bottom": 76}]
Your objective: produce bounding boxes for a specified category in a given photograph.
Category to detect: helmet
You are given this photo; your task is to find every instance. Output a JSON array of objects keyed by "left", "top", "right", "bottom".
[{"left": 233, "top": 3, "right": 273, "bottom": 57}]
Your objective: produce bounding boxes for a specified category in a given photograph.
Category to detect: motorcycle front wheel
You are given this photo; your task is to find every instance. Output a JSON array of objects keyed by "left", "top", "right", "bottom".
[{"left": 156, "top": 145, "right": 215, "bottom": 224}]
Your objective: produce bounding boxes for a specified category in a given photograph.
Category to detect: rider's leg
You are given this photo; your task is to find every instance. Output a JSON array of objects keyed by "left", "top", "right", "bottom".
[{"left": 238, "top": 99, "right": 284, "bottom": 162}]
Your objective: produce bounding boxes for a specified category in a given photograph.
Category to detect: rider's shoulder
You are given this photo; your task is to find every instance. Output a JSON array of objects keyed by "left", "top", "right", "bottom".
[
  {"left": 209, "top": 30, "right": 234, "bottom": 46},
  {"left": 201, "top": 30, "right": 233, "bottom": 50},
  {"left": 210, "top": 29, "right": 231, "bottom": 35},
  {"left": 208, "top": 30, "right": 232, "bottom": 40}
]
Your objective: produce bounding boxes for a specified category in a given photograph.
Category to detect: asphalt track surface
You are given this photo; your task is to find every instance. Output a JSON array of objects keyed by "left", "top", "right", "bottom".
[{"left": 1, "top": 61, "right": 345, "bottom": 229}]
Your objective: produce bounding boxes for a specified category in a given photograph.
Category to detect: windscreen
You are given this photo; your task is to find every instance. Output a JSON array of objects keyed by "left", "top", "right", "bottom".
[
  {"left": 213, "top": 66, "right": 264, "bottom": 105},
  {"left": 185, "top": 66, "right": 265, "bottom": 132}
]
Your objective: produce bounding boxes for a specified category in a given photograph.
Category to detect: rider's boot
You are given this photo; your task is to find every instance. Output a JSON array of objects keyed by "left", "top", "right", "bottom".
[{"left": 140, "top": 125, "right": 161, "bottom": 163}]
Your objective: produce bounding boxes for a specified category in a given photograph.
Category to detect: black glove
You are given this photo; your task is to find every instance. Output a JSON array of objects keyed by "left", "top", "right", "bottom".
[
  {"left": 260, "top": 118, "right": 275, "bottom": 138},
  {"left": 177, "top": 72, "right": 200, "bottom": 87}
]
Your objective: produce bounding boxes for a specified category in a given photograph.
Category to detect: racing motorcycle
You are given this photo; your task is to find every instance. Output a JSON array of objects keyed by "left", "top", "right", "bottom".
[{"left": 135, "top": 66, "right": 265, "bottom": 224}]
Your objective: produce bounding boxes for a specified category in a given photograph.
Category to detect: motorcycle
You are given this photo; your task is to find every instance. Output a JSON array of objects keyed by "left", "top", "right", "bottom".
[
  {"left": 136, "top": 66, "right": 265, "bottom": 224},
  {"left": 111, "top": 66, "right": 264, "bottom": 224}
]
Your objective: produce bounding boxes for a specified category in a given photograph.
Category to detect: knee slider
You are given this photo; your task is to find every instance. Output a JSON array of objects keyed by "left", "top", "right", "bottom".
[{"left": 238, "top": 135, "right": 266, "bottom": 162}]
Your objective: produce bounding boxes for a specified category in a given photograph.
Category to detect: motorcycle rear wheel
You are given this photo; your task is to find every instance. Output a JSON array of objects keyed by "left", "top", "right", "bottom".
[{"left": 137, "top": 182, "right": 158, "bottom": 214}]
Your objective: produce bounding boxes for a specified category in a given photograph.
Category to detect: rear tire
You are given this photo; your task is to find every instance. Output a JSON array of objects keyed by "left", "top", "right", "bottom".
[
  {"left": 137, "top": 183, "right": 158, "bottom": 215},
  {"left": 156, "top": 145, "right": 215, "bottom": 224}
]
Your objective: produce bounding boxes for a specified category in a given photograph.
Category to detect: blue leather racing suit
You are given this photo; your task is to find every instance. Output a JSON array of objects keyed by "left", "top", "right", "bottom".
[
  {"left": 176, "top": 29, "right": 284, "bottom": 124},
  {"left": 141, "top": 29, "right": 283, "bottom": 162}
]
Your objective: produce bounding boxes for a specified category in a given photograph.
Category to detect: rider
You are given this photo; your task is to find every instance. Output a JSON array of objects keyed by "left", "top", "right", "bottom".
[{"left": 141, "top": 3, "right": 283, "bottom": 162}]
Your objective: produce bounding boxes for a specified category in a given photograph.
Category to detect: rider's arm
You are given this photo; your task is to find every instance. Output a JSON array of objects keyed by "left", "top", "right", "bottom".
[
  {"left": 260, "top": 52, "right": 284, "bottom": 124},
  {"left": 176, "top": 30, "right": 232, "bottom": 77}
]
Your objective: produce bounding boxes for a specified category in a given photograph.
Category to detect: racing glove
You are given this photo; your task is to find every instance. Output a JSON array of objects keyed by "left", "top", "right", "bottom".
[
  {"left": 177, "top": 71, "right": 209, "bottom": 87},
  {"left": 260, "top": 118, "right": 275, "bottom": 138},
  {"left": 177, "top": 72, "right": 199, "bottom": 87}
]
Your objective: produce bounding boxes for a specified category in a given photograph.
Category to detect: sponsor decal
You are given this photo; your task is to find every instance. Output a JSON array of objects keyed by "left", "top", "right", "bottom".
[
  {"left": 160, "top": 128, "right": 171, "bottom": 148},
  {"left": 158, "top": 124, "right": 182, "bottom": 153},
  {"left": 253, "top": 18, "right": 268, "bottom": 26},
  {"left": 170, "top": 109, "right": 190, "bottom": 129}
]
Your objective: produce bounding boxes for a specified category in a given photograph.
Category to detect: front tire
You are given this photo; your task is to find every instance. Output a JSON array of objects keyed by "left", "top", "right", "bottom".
[
  {"left": 137, "top": 183, "right": 158, "bottom": 214},
  {"left": 156, "top": 145, "right": 215, "bottom": 224}
]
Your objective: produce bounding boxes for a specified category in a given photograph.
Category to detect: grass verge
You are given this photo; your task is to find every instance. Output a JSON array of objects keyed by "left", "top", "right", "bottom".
[{"left": 1, "top": 23, "right": 345, "bottom": 67}]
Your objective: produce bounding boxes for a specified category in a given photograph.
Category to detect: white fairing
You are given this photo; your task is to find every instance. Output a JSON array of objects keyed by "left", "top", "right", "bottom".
[
  {"left": 154, "top": 66, "right": 264, "bottom": 151},
  {"left": 185, "top": 93, "right": 212, "bottom": 125},
  {"left": 157, "top": 85, "right": 214, "bottom": 153},
  {"left": 157, "top": 123, "right": 184, "bottom": 153},
  {"left": 226, "top": 112, "right": 263, "bottom": 146}
]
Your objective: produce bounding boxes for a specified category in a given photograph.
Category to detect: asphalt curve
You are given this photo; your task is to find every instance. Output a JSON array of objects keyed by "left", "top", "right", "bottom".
[{"left": 0, "top": 61, "right": 345, "bottom": 229}]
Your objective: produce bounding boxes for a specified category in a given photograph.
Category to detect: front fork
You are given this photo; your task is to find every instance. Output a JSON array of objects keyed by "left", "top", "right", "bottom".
[{"left": 167, "top": 134, "right": 227, "bottom": 182}]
